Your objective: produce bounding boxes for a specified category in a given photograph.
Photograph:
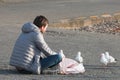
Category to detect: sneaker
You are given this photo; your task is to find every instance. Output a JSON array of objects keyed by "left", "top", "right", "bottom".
[{"left": 31, "top": 55, "right": 41, "bottom": 74}]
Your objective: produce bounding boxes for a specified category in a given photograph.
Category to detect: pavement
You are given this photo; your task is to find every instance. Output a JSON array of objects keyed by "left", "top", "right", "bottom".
[{"left": 0, "top": 0, "right": 120, "bottom": 80}]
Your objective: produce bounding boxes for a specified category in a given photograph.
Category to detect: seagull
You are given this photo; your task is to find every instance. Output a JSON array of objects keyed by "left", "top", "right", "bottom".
[
  {"left": 105, "top": 51, "right": 117, "bottom": 64},
  {"left": 59, "top": 49, "right": 65, "bottom": 59},
  {"left": 105, "top": 52, "right": 110, "bottom": 60},
  {"left": 100, "top": 53, "right": 109, "bottom": 66},
  {"left": 75, "top": 51, "right": 83, "bottom": 63}
]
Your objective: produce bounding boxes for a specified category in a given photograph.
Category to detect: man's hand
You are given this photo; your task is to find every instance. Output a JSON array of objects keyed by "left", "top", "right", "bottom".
[{"left": 59, "top": 49, "right": 65, "bottom": 59}]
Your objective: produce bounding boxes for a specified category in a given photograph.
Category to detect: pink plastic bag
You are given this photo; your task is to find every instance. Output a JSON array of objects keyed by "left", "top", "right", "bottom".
[{"left": 59, "top": 58, "right": 85, "bottom": 74}]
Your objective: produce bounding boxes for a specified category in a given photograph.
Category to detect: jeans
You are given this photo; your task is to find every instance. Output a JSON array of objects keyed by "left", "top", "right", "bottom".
[
  {"left": 16, "top": 54, "right": 62, "bottom": 74},
  {"left": 40, "top": 54, "right": 62, "bottom": 70}
]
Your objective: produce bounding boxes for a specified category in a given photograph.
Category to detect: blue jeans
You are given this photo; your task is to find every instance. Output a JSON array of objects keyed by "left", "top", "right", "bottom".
[{"left": 40, "top": 54, "right": 62, "bottom": 70}]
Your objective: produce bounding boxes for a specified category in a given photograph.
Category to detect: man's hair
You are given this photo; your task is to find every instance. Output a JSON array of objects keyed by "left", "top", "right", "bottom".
[{"left": 33, "top": 15, "right": 49, "bottom": 28}]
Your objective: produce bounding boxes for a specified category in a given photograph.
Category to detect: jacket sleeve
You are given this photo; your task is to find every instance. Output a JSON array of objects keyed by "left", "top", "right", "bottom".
[{"left": 34, "top": 32, "right": 57, "bottom": 56}]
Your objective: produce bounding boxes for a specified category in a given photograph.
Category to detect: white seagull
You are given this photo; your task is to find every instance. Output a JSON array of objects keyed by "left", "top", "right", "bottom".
[
  {"left": 100, "top": 53, "right": 109, "bottom": 66},
  {"left": 75, "top": 51, "right": 83, "bottom": 63},
  {"left": 105, "top": 51, "right": 117, "bottom": 64}
]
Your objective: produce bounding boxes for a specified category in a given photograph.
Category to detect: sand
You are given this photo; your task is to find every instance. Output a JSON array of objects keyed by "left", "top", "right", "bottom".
[{"left": 0, "top": 0, "right": 120, "bottom": 80}]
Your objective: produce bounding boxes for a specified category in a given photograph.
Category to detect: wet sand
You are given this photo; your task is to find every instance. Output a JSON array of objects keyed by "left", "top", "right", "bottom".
[{"left": 0, "top": 0, "right": 120, "bottom": 80}]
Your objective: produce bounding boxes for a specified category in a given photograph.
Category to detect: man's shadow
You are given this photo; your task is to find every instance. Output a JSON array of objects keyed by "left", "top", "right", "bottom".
[
  {"left": 0, "top": 67, "right": 33, "bottom": 75},
  {"left": 0, "top": 68, "right": 20, "bottom": 75}
]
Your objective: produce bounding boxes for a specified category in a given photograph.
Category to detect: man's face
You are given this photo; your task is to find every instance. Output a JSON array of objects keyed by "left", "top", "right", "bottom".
[{"left": 41, "top": 24, "right": 48, "bottom": 33}]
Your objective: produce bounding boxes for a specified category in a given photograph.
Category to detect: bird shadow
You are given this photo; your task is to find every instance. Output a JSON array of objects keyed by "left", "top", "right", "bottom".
[{"left": 84, "top": 64, "right": 120, "bottom": 69}]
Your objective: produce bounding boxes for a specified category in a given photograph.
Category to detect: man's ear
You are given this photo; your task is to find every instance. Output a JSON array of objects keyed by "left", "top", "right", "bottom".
[
  {"left": 40, "top": 26, "right": 45, "bottom": 31},
  {"left": 41, "top": 26, "right": 44, "bottom": 29}
]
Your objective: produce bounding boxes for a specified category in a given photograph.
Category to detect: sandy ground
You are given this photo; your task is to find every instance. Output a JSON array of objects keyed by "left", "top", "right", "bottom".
[{"left": 0, "top": 0, "right": 120, "bottom": 80}]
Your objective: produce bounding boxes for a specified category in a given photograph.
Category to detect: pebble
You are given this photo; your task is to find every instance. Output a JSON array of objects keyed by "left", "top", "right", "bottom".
[{"left": 79, "top": 20, "right": 120, "bottom": 35}]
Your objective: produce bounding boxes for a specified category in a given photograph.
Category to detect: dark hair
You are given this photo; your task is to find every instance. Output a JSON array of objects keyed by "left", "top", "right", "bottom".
[{"left": 33, "top": 15, "right": 49, "bottom": 28}]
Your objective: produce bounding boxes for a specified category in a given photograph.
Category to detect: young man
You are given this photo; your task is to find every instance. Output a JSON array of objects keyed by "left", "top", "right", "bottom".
[{"left": 10, "top": 15, "right": 62, "bottom": 74}]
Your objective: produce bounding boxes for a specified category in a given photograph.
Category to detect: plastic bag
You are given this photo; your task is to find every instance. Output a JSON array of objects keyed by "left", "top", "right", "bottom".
[{"left": 59, "top": 58, "right": 85, "bottom": 74}]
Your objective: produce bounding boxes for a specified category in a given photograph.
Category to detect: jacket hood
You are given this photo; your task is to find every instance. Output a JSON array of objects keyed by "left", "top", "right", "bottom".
[{"left": 22, "top": 22, "right": 40, "bottom": 33}]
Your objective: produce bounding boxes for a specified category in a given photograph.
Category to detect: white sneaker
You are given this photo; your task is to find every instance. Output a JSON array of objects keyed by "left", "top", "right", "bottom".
[{"left": 31, "top": 55, "right": 41, "bottom": 74}]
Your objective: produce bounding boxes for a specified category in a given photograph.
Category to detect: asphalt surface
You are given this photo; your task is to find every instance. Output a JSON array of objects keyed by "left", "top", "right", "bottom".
[{"left": 0, "top": 0, "right": 120, "bottom": 80}]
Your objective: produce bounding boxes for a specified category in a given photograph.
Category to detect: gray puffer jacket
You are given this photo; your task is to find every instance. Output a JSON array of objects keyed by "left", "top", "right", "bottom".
[{"left": 10, "top": 22, "right": 56, "bottom": 73}]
